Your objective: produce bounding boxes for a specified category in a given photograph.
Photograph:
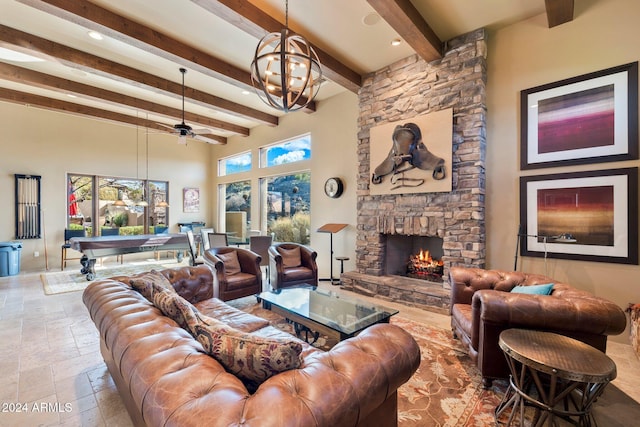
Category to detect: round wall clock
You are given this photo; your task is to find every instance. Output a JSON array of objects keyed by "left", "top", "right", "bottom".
[{"left": 324, "top": 177, "right": 344, "bottom": 198}]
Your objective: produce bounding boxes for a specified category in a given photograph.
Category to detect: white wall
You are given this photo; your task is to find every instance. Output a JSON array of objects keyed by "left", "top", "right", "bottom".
[
  {"left": 486, "top": 0, "right": 640, "bottom": 342},
  {"left": 212, "top": 91, "right": 359, "bottom": 280},
  {"left": 0, "top": 103, "right": 210, "bottom": 272}
]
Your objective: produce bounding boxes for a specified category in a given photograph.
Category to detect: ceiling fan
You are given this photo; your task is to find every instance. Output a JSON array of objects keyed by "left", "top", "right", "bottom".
[{"left": 167, "top": 68, "right": 214, "bottom": 144}]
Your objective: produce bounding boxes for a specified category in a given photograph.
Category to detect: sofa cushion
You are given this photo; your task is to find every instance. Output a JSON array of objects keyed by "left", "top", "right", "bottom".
[
  {"left": 192, "top": 321, "right": 303, "bottom": 388},
  {"left": 218, "top": 251, "right": 241, "bottom": 276},
  {"left": 129, "top": 270, "right": 177, "bottom": 302},
  {"left": 511, "top": 283, "right": 554, "bottom": 295},
  {"left": 278, "top": 246, "right": 301, "bottom": 268},
  {"left": 194, "top": 298, "right": 269, "bottom": 332}
]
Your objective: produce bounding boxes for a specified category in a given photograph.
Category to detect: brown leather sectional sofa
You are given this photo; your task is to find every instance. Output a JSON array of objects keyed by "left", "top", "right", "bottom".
[
  {"left": 449, "top": 267, "right": 627, "bottom": 387},
  {"left": 83, "top": 265, "right": 421, "bottom": 427}
]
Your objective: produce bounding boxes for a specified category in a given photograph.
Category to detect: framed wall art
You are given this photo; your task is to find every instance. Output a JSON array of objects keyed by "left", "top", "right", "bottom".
[
  {"left": 369, "top": 108, "right": 453, "bottom": 195},
  {"left": 519, "top": 167, "right": 638, "bottom": 264},
  {"left": 183, "top": 187, "right": 200, "bottom": 213},
  {"left": 521, "top": 62, "right": 638, "bottom": 169}
]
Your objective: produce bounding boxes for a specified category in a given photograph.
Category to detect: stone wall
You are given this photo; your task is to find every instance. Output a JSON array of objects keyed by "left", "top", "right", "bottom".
[{"left": 353, "top": 29, "right": 488, "bottom": 288}]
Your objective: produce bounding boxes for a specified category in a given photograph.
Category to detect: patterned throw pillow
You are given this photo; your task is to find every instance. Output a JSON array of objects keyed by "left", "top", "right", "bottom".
[
  {"left": 278, "top": 246, "right": 301, "bottom": 268},
  {"left": 130, "top": 270, "right": 176, "bottom": 302},
  {"left": 151, "top": 289, "right": 201, "bottom": 331},
  {"left": 192, "top": 321, "right": 303, "bottom": 388},
  {"left": 218, "top": 251, "right": 242, "bottom": 276}
]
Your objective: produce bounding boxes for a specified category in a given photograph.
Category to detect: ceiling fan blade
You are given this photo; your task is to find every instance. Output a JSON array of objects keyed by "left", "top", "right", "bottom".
[
  {"left": 192, "top": 134, "right": 221, "bottom": 144},
  {"left": 192, "top": 128, "right": 212, "bottom": 135}
]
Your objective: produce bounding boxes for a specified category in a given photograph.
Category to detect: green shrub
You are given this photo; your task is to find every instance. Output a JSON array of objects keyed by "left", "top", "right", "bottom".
[
  {"left": 112, "top": 212, "right": 128, "bottom": 227},
  {"left": 269, "top": 212, "right": 310, "bottom": 244}
]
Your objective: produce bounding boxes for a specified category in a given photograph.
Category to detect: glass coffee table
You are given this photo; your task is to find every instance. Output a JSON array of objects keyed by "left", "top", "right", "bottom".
[{"left": 259, "top": 286, "right": 398, "bottom": 343}]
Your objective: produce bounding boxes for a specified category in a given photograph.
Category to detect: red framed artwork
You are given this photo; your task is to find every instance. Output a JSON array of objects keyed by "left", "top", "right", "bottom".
[
  {"left": 519, "top": 168, "right": 638, "bottom": 264},
  {"left": 520, "top": 62, "right": 638, "bottom": 169}
]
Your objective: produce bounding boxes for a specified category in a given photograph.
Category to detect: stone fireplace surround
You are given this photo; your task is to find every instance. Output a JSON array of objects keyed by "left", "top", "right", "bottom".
[{"left": 341, "top": 29, "right": 487, "bottom": 313}]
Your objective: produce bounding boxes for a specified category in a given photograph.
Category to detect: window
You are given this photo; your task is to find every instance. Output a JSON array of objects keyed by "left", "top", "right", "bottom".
[
  {"left": 263, "top": 172, "right": 310, "bottom": 244},
  {"left": 67, "top": 174, "right": 168, "bottom": 236},
  {"left": 222, "top": 180, "right": 251, "bottom": 244},
  {"left": 260, "top": 134, "right": 311, "bottom": 167},
  {"left": 219, "top": 152, "right": 252, "bottom": 176},
  {"left": 67, "top": 174, "right": 93, "bottom": 232}
]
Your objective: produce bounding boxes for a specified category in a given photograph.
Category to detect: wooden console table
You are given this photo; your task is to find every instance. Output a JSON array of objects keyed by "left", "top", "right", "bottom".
[{"left": 496, "top": 329, "right": 616, "bottom": 426}]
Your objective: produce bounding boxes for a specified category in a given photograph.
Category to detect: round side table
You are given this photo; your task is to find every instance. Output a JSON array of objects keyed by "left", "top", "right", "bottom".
[{"left": 495, "top": 329, "right": 616, "bottom": 426}]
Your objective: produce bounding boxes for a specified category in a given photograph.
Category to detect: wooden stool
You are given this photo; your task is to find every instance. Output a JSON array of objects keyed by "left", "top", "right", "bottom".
[
  {"left": 335, "top": 256, "right": 349, "bottom": 285},
  {"left": 496, "top": 329, "right": 616, "bottom": 426}
]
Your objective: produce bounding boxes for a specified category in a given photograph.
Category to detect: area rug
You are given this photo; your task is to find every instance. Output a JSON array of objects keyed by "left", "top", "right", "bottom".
[
  {"left": 226, "top": 297, "right": 512, "bottom": 426},
  {"left": 41, "top": 259, "right": 189, "bottom": 295}
]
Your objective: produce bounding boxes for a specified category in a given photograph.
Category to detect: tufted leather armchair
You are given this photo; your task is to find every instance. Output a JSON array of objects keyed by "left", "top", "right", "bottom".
[
  {"left": 204, "top": 246, "right": 263, "bottom": 301},
  {"left": 269, "top": 242, "right": 318, "bottom": 290},
  {"left": 449, "top": 267, "right": 627, "bottom": 388}
]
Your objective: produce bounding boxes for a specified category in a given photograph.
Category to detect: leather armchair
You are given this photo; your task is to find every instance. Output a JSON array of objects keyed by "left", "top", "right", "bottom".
[
  {"left": 449, "top": 267, "right": 627, "bottom": 388},
  {"left": 269, "top": 242, "right": 318, "bottom": 290},
  {"left": 204, "top": 246, "right": 263, "bottom": 301}
]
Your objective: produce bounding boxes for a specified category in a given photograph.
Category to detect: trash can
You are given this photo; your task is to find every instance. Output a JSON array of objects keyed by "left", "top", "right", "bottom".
[{"left": 0, "top": 241, "right": 22, "bottom": 277}]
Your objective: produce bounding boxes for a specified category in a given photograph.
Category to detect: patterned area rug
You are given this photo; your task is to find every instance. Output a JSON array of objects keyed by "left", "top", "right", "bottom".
[
  {"left": 40, "top": 259, "right": 189, "bottom": 295},
  {"left": 226, "top": 297, "right": 512, "bottom": 426}
]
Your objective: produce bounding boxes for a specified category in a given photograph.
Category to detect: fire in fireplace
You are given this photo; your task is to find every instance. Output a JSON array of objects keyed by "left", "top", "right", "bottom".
[
  {"left": 384, "top": 234, "right": 444, "bottom": 282},
  {"left": 407, "top": 250, "right": 444, "bottom": 281}
]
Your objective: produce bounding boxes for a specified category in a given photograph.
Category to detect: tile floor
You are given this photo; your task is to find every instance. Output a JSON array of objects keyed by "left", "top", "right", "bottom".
[{"left": 1, "top": 265, "right": 639, "bottom": 426}]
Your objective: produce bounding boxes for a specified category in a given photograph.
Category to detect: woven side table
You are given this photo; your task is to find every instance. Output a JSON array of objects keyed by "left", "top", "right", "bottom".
[{"left": 496, "top": 329, "right": 616, "bottom": 426}]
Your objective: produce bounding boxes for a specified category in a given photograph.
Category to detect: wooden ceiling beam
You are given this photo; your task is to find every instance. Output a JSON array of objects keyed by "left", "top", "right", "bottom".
[
  {"left": 17, "top": 0, "right": 315, "bottom": 113},
  {"left": 0, "top": 87, "right": 227, "bottom": 144},
  {"left": 545, "top": 0, "right": 574, "bottom": 28},
  {"left": 0, "top": 62, "right": 250, "bottom": 136},
  {"left": 190, "top": 0, "right": 362, "bottom": 94},
  {"left": 366, "top": 0, "right": 443, "bottom": 63},
  {"left": 0, "top": 24, "right": 278, "bottom": 126}
]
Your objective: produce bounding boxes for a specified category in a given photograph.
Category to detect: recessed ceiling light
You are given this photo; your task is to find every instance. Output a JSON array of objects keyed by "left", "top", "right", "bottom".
[
  {"left": 88, "top": 31, "right": 103, "bottom": 40},
  {"left": 391, "top": 39, "right": 402, "bottom": 46},
  {"left": 67, "top": 94, "right": 77, "bottom": 98},
  {"left": 241, "top": 90, "right": 251, "bottom": 95},
  {"left": 362, "top": 12, "right": 381, "bottom": 26},
  {"left": 0, "top": 47, "right": 44, "bottom": 62}
]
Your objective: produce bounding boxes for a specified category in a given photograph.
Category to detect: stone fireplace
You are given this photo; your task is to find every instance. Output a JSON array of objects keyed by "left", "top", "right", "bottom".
[{"left": 341, "top": 29, "right": 487, "bottom": 313}]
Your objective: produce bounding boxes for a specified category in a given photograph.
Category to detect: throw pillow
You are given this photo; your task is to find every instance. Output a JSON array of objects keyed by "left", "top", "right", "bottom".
[
  {"left": 192, "top": 321, "right": 303, "bottom": 388},
  {"left": 218, "top": 251, "right": 241, "bottom": 276},
  {"left": 129, "top": 270, "right": 176, "bottom": 302},
  {"left": 511, "top": 283, "right": 554, "bottom": 295},
  {"left": 278, "top": 246, "right": 301, "bottom": 268},
  {"left": 151, "top": 288, "right": 201, "bottom": 331}
]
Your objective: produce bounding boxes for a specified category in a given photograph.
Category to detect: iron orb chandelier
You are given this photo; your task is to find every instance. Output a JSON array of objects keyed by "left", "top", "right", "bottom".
[{"left": 250, "top": 2, "right": 322, "bottom": 112}]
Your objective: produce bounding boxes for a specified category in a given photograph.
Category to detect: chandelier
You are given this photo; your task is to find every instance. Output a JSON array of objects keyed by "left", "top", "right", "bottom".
[{"left": 250, "top": 0, "right": 322, "bottom": 112}]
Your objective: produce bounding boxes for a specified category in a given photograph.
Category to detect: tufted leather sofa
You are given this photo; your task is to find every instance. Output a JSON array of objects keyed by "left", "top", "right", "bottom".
[
  {"left": 83, "top": 264, "right": 421, "bottom": 427},
  {"left": 449, "top": 267, "right": 626, "bottom": 388}
]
